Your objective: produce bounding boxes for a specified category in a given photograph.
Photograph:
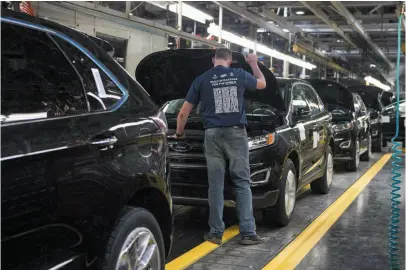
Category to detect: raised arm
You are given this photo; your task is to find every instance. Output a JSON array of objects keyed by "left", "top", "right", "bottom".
[{"left": 245, "top": 54, "right": 266, "bottom": 90}]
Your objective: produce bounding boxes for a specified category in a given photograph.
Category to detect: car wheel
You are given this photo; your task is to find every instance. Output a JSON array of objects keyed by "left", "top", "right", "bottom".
[
  {"left": 101, "top": 207, "right": 165, "bottom": 270},
  {"left": 360, "top": 134, "right": 372, "bottom": 161},
  {"left": 311, "top": 146, "right": 333, "bottom": 194},
  {"left": 373, "top": 132, "right": 383, "bottom": 152},
  {"left": 262, "top": 159, "right": 296, "bottom": 227},
  {"left": 347, "top": 139, "right": 360, "bottom": 172}
]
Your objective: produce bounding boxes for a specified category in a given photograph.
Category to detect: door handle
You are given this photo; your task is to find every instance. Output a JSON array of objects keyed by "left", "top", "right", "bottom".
[{"left": 90, "top": 136, "right": 118, "bottom": 146}]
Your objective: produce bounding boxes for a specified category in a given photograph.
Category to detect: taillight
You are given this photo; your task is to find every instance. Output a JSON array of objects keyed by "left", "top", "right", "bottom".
[{"left": 151, "top": 110, "right": 168, "bottom": 133}]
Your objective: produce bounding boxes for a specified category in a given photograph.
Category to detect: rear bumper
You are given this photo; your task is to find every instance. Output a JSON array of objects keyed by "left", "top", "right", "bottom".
[{"left": 173, "top": 189, "right": 279, "bottom": 209}]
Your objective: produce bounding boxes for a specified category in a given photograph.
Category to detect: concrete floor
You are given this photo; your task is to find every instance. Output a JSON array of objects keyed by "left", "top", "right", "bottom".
[{"left": 168, "top": 150, "right": 405, "bottom": 270}]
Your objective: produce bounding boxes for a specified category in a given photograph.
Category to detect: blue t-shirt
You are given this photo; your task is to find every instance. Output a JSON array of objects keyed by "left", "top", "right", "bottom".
[{"left": 185, "top": 66, "right": 258, "bottom": 129}]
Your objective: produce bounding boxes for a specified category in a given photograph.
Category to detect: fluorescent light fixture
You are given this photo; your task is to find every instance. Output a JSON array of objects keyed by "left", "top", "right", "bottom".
[
  {"left": 168, "top": 42, "right": 173, "bottom": 45},
  {"left": 370, "top": 64, "right": 376, "bottom": 68},
  {"left": 296, "top": 11, "right": 305, "bottom": 15},
  {"left": 257, "top": 28, "right": 266, "bottom": 33},
  {"left": 207, "top": 23, "right": 317, "bottom": 70},
  {"left": 337, "top": 39, "right": 343, "bottom": 43},
  {"left": 268, "top": 21, "right": 275, "bottom": 24},
  {"left": 129, "top": 12, "right": 133, "bottom": 16},
  {"left": 148, "top": 1, "right": 213, "bottom": 24},
  {"left": 364, "top": 76, "right": 391, "bottom": 91},
  {"left": 282, "top": 28, "right": 290, "bottom": 33}
]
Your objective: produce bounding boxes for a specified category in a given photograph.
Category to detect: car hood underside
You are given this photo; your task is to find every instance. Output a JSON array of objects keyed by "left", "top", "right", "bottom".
[{"left": 135, "top": 49, "right": 285, "bottom": 112}]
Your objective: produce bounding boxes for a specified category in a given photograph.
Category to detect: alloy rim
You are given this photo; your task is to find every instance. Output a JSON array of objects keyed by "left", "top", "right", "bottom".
[
  {"left": 326, "top": 153, "right": 334, "bottom": 187},
  {"left": 285, "top": 170, "right": 296, "bottom": 216},
  {"left": 116, "top": 227, "right": 160, "bottom": 270}
]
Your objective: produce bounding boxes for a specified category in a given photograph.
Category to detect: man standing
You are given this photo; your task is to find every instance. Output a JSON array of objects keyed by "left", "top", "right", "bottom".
[{"left": 173, "top": 48, "right": 267, "bottom": 245}]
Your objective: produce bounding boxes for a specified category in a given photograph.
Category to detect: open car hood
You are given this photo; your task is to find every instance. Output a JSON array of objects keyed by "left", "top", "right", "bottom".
[
  {"left": 135, "top": 49, "right": 285, "bottom": 111},
  {"left": 306, "top": 79, "right": 354, "bottom": 110}
]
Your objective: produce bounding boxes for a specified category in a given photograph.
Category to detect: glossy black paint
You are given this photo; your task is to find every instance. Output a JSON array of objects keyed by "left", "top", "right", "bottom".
[
  {"left": 1, "top": 10, "right": 172, "bottom": 270},
  {"left": 137, "top": 49, "right": 333, "bottom": 211},
  {"left": 306, "top": 79, "right": 371, "bottom": 164},
  {"left": 347, "top": 85, "right": 385, "bottom": 149}
]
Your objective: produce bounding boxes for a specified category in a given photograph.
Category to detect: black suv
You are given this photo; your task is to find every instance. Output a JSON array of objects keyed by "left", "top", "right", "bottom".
[
  {"left": 136, "top": 49, "right": 334, "bottom": 226},
  {"left": 1, "top": 10, "right": 172, "bottom": 270},
  {"left": 347, "top": 85, "right": 386, "bottom": 152},
  {"left": 307, "top": 79, "right": 372, "bottom": 171}
]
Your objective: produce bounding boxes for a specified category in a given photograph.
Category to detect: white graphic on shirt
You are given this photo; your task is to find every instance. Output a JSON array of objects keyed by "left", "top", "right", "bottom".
[
  {"left": 229, "top": 72, "right": 234, "bottom": 77},
  {"left": 220, "top": 73, "right": 227, "bottom": 78},
  {"left": 210, "top": 75, "right": 239, "bottom": 114},
  {"left": 212, "top": 74, "right": 218, "bottom": 80}
]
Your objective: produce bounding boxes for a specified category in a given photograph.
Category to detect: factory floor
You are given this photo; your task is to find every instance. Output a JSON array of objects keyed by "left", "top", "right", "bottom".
[{"left": 166, "top": 148, "right": 405, "bottom": 270}]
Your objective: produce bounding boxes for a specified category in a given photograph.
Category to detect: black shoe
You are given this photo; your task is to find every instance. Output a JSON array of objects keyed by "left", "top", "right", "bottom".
[
  {"left": 240, "top": 234, "right": 265, "bottom": 245},
  {"left": 204, "top": 233, "right": 222, "bottom": 245}
]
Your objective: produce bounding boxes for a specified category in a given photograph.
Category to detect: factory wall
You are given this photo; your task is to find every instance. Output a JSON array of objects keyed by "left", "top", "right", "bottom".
[{"left": 31, "top": 1, "right": 168, "bottom": 77}]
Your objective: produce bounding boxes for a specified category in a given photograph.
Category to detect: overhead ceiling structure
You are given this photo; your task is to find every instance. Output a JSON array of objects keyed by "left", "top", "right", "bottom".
[{"left": 65, "top": 1, "right": 403, "bottom": 91}]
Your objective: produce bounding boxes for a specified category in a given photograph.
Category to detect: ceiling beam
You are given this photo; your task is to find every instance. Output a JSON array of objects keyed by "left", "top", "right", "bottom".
[
  {"left": 330, "top": 1, "right": 394, "bottom": 70},
  {"left": 285, "top": 13, "right": 397, "bottom": 22},
  {"left": 212, "top": 1, "right": 289, "bottom": 39},
  {"left": 300, "top": 1, "right": 357, "bottom": 48},
  {"left": 260, "top": 1, "right": 395, "bottom": 9},
  {"left": 297, "top": 23, "right": 399, "bottom": 33},
  {"left": 50, "top": 1, "right": 223, "bottom": 48}
]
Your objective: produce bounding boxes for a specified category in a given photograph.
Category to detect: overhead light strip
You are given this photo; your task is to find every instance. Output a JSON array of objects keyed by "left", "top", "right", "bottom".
[
  {"left": 149, "top": 2, "right": 316, "bottom": 70},
  {"left": 207, "top": 23, "right": 317, "bottom": 70},
  {"left": 148, "top": 1, "right": 213, "bottom": 24},
  {"left": 364, "top": 76, "right": 391, "bottom": 91}
]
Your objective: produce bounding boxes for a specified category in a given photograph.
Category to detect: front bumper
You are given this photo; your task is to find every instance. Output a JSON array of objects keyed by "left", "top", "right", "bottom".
[{"left": 170, "top": 146, "right": 282, "bottom": 209}]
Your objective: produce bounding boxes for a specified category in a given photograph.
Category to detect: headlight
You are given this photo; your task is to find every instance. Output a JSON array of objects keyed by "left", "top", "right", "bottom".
[
  {"left": 332, "top": 122, "right": 353, "bottom": 132},
  {"left": 248, "top": 133, "right": 276, "bottom": 150}
]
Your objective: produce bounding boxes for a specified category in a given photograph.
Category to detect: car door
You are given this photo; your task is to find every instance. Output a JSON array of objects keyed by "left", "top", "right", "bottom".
[
  {"left": 1, "top": 20, "right": 160, "bottom": 268},
  {"left": 291, "top": 83, "right": 314, "bottom": 180},
  {"left": 301, "top": 84, "right": 330, "bottom": 175}
]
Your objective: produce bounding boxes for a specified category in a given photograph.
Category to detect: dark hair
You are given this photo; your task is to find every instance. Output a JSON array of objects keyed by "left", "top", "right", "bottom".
[{"left": 215, "top": 48, "right": 232, "bottom": 61}]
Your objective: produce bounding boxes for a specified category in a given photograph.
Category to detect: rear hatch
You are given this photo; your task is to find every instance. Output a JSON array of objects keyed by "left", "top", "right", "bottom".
[
  {"left": 136, "top": 49, "right": 284, "bottom": 187},
  {"left": 307, "top": 79, "right": 354, "bottom": 123}
]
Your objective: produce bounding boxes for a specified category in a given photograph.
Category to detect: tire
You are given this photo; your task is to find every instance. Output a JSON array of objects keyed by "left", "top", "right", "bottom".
[
  {"left": 347, "top": 139, "right": 360, "bottom": 172},
  {"left": 311, "top": 146, "right": 333, "bottom": 194},
  {"left": 383, "top": 139, "right": 388, "bottom": 147},
  {"left": 262, "top": 159, "right": 296, "bottom": 227},
  {"left": 372, "top": 132, "right": 383, "bottom": 152},
  {"left": 360, "top": 134, "right": 372, "bottom": 161},
  {"left": 101, "top": 207, "right": 165, "bottom": 270}
]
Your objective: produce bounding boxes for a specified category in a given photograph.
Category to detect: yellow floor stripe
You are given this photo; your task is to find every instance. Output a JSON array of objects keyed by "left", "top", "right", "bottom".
[
  {"left": 262, "top": 154, "right": 391, "bottom": 270},
  {"left": 166, "top": 225, "right": 240, "bottom": 270}
]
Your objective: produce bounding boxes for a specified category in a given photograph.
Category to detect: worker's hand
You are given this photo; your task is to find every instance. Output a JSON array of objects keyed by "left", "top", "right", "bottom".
[
  {"left": 171, "top": 133, "right": 186, "bottom": 139},
  {"left": 245, "top": 53, "right": 258, "bottom": 65}
]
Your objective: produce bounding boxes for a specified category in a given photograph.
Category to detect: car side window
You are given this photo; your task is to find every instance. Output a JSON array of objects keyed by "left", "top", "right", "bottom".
[
  {"left": 1, "top": 22, "right": 88, "bottom": 122},
  {"left": 301, "top": 85, "right": 322, "bottom": 115},
  {"left": 292, "top": 85, "right": 311, "bottom": 117},
  {"left": 52, "top": 36, "right": 124, "bottom": 112}
]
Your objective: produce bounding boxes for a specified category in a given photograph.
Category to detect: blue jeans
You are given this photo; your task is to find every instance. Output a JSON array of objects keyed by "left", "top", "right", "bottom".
[{"left": 204, "top": 126, "right": 256, "bottom": 236}]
